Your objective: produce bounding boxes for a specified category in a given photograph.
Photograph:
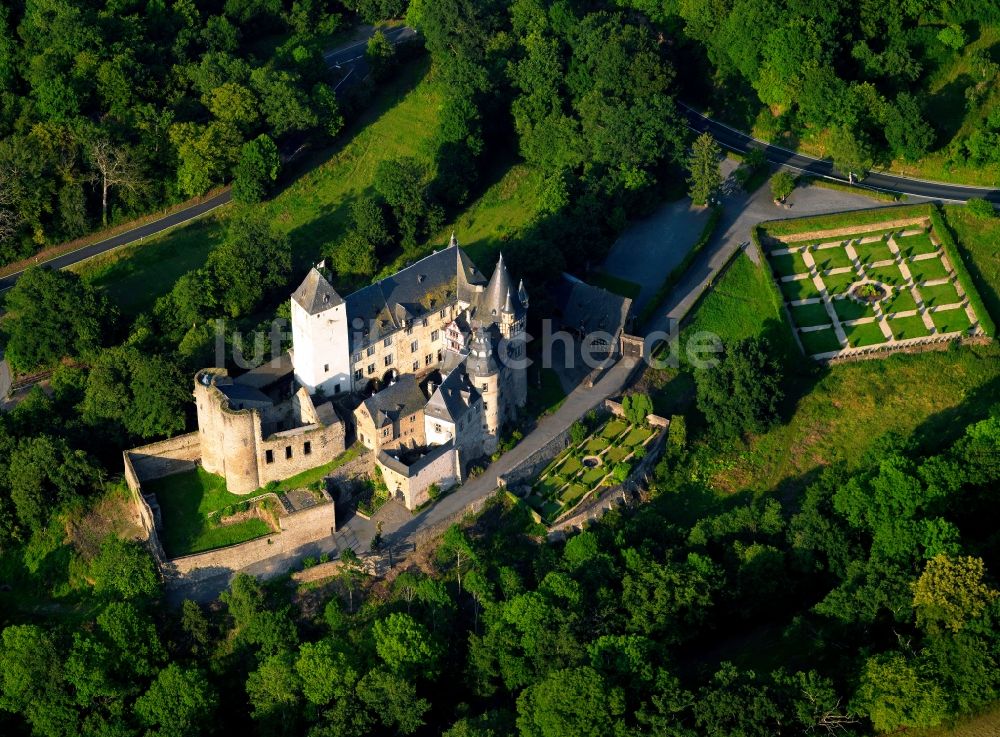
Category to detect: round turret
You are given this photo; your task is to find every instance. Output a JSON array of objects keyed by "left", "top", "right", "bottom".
[{"left": 466, "top": 327, "right": 498, "bottom": 377}]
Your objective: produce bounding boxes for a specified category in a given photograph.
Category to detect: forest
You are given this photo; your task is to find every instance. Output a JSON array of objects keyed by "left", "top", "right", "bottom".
[{"left": 1, "top": 1, "right": 999, "bottom": 736}]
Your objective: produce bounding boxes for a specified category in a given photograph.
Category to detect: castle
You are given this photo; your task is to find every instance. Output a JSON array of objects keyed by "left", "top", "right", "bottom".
[{"left": 195, "top": 237, "right": 528, "bottom": 510}]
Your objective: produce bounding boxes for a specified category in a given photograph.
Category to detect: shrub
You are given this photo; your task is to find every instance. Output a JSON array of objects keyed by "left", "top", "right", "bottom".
[
  {"left": 427, "top": 483, "right": 441, "bottom": 502},
  {"left": 622, "top": 393, "right": 653, "bottom": 425},
  {"left": 612, "top": 462, "right": 632, "bottom": 484},
  {"left": 570, "top": 421, "right": 587, "bottom": 445},
  {"left": 966, "top": 198, "right": 995, "bottom": 219},
  {"left": 319, "top": 553, "right": 329, "bottom": 564},
  {"left": 302, "top": 556, "right": 318, "bottom": 569},
  {"left": 633, "top": 446, "right": 646, "bottom": 460}
]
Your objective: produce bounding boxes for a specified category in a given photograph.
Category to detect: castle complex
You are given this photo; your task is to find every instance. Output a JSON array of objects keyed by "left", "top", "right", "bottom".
[{"left": 195, "top": 237, "right": 528, "bottom": 509}]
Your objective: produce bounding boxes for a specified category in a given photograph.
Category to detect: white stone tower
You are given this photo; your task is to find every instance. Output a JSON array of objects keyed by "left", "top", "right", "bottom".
[
  {"left": 291, "top": 267, "right": 350, "bottom": 397},
  {"left": 466, "top": 326, "right": 500, "bottom": 454}
]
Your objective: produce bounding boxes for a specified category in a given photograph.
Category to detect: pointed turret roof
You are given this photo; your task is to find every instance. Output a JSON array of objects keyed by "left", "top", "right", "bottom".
[
  {"left": 503, "top": 287, "right": 515, "bottom": 315},
  {"left": 518, "top": 278, "right": 529, "bottom": 308},
  {"left": 482, "top": 253, "right": 513, "bottom": 317},
  {"left": 292, "top": 267, "right": 343, "bottom": 314}
]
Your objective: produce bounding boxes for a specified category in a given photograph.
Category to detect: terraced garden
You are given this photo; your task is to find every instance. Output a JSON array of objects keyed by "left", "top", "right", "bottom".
[
  {"left": 761, "top": 207, "right": 990, "bottom": 360},
  {"left": 523, "top": 416, "right": 661, "bottom": 525}
]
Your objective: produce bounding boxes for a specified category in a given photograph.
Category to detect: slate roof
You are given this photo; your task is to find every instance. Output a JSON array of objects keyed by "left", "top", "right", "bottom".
[
  {"left": 378, "top": 440, "right": 455, "bottom": 478},
  {"left": 233, "top": 353, "right": 294, "bottom": 390},
  {"left": 424, "top": 363, "right": 479, "bottom": 424},
  {"left": 345, "top": 246, "right": 487, "bottom": 350},
  {"left": 552, "top": 274, "right": 632, "bottom": 338},
  {"left": 217, "top": 382, "right": 272, "bottom": 406},
  {"left": 360, "top": 374, "right": 427, "bottom": 427},
  {"left": 292, "top": 269, "right": 344, "bottom": 314},
  {"left": 466, "top": 325, "right": 499, "bottom": 377}
]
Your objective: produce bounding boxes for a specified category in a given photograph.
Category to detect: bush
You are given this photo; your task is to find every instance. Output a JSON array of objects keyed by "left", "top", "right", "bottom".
[
  {"left": 622, "top": 393, "right": 653, "bottom": 425},
  {"left": 302, "top": 556, "right": 318, "bottom": 569},
  {"left": 427, "top": 483, "right": 441, "bottom": 502},
  {"left": 612, "top": 462, "right": 632, "bottom": 484},
  {"left": 966, "top": 198, "right": 995, "bottom": 219},
  {"left": 570, "top": 421, "right": 588, "bottom": 445}
]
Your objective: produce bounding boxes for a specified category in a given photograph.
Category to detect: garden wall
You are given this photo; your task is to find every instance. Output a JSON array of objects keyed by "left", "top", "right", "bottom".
[
  {"left": 603, "top": 398, "right": 669, "bottom": 427},
  {"left": 164, "top": 492, "right": 336, "bottom": 580},
  {"left": 495, "top": 424, "right": 576, "bottom": 491},
  {"left": 126, "top": 433, "right": 201, "bottom": 481}
]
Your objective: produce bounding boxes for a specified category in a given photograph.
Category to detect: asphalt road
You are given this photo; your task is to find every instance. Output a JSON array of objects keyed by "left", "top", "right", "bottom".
[
  {"left": 680, "top": 103, "right": 1000, "bottom": 204},
  {"left": 0, "top": 25, "right": 418, "bottom": 296}
]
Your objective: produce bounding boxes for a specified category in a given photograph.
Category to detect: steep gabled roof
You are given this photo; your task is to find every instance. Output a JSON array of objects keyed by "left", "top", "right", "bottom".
[
  {"left": 292, "top": 268, "right": 344, "bottom": 314},
  {"left": 424, "top": 362, "right": 480, "bottom": 424},
  {"left": 360, "top": 375, "right": 427, "bottom": 427}
]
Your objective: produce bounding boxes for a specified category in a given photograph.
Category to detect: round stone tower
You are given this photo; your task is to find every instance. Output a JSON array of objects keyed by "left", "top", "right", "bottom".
[{"left": 466, "top": 327, "right": 500, "bottom": 454}]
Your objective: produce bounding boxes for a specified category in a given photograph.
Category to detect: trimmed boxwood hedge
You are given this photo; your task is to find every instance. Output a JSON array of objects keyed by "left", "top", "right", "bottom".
[{"left": 930, "top": 205, "right": 996, "bottom": 336}]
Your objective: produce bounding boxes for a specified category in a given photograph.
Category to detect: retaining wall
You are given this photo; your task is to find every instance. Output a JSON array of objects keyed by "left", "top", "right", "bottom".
[
  {"left": 126, "top": 433, "right": 201, "bottom": 481},
  {"left": 164, "top": 492, "right": 336, "bottom": 580},
  {"left": 603, "top": 398, "right": 668, "bottom": 427},
  {"left": 496, "top": 423, "right": 576, "bottom": 491}
]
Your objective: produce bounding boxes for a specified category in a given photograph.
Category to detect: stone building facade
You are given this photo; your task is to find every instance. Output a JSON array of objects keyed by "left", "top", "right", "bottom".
[
  {"left": 194, "top": 356, "right": 346, "bottom": 494},
  {"left": 194, "top": 235, "right": 527, "bottom": 508}
]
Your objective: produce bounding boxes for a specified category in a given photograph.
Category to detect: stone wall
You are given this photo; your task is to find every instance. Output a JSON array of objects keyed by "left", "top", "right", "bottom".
[
  {"left": 603, "top": 398, "right": 669, "bottom": 427},
  {"left": 126, "top": 433, "right": 201, "bottom": 481},
  {"left": 165, "top": 493, "right": 336, "bottom": 580},
  {"left": 496, "top": 423, "right": 575, "bottom": 490},
  {"left": 379, "top": 445, "right": 460, "bottom": 510}
]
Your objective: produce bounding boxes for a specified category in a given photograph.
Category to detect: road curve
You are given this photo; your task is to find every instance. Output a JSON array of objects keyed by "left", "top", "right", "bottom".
[
  {"left": 0, "top": 26, "right": 419, "bottom": 296},
  {"left": 680, "top": 103, "right": 1000, "bottom": 204}
]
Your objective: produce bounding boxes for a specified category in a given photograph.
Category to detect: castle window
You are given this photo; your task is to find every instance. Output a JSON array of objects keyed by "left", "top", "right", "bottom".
[
  {"left": 285, "top": 446, "right": 293, "bottom": 459},
  {"left": 483, "top": 401, "right": 488, "bottom": 411},
  {"left": 431, "top": 330, "right": 439, "bottom": 341},
  {"left": 265, "top": 450, "right": 274, "bottom": 464},
  {"left": 437, "top": 350, "right": 443, "bottom": 362},
  {"left": 410, "top": 340, "right": 418, "bottom": 352},
  {"left": 367, "top": 346, "right": 375, "bottom": 357},
  {"left": 434, "top": 423, "right": 442, "bottom": 433},
  {"left": 384, "top": 354, "right": 393, "bottom": 366},
  {"left": 412, "top": 360, "right": 418, "bottom": 372},
  {"left": 405, "top": 325, "right": 413, "bottom": 335},
  {"left": 439, "top": 309, "right": 446, "bottom": 318},
  {"left": 383, "top": 337, "right": 392, "bottom": 347},
  {"left": 354, "top": 369, "right": 362, "bottom": 381},
  {"left": 367, "top": 363, "right": 375, "bottom": 375},
  {"left": 353, "top": 352, "right": 361, "bottom": 363},
  {"left": 324, "top": 364, "right": 329, "bottom": 373},
  {"left": 422, "top": 318, "right": 429, "bottom": 327},
  {"left": 334, "top": 384, "right": 341, "bottom": 394},
  {"left": 425, "top": 354, "right": 432, "bottom": 366},
  {"left": 304, "top": 441, "right": 312, "bottom": 455},
  {"left": 383, "top": 428, "right": 389, "bottom": 437},
  {"left": 481, "top": 383, "right": 488, "bottom": 391}
]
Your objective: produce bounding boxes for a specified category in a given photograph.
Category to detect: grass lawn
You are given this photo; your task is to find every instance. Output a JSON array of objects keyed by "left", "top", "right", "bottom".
[
  {"left": 854, "top": 239, "right": 894, "bottom": 263},
  {"left": 909, "top": 255, "right": 953, "bottom": 283},
  {"left": 602, "top": 419, "right": 628, "bottom": 439},
  {"left": 832, "top": 297, "right": 876, "bottom": 322},
  {"left": 943, "top": 205, "right": 1000, "bottom": 327},
  {"left": 789, "top": 302, "right": 831, "bottom": 328},
  {"left": 779, "top": 277, "right": 822, "bottom": 302},
  {"left": 588, "top": 271, "right": 643, "bottom": 300},
  {"left": 76, "top": 60, "right": 442, "bottom": 316},
  {"left": 148, "top": 467, "right": 273, "bottom": 557},
  {"left": 812, "top": 246, "right": 854, "bottom": 271},
  {"left": 884, "top": 288, "right": 918, "bottom": 314},
  {"left": 798, "top": 327, "right": 842, "bottom": 355},
  {"left": 931, "top": 307, "right": 973, "bottom": 334},
  {"left": 540, "top": 501, "right": 563, "bottom": 522},
  {"left": 909, "top": 701, "right": 1000, "bottom": 737},
  {"left": 844, "top": 320, "right": 888, "bottom": 347},
  {"left": 586, "top": 437, "right": 610, "bottom": 454},
  {"left": 919, "top": 281, "right": 963, "bottom": 308},
  {"left": 580, "top": 468, "right": 607, "bottom": 486},
  {"left": 560, "top": 484, "right": 589, "bottom": 506},
  {"left": 866, "top": 263, "right": 906, "bottom": 286},
  {"left": 895, "top": 232, "right": 938, "bottom": 257},
  {"left": 560, "top": 456, "right": 582, "bottom": 476},
  {"left": 768, "top": 252, "right": 809, "bottom": 278},
  {"left": 526, "top": 366, "right": 567, "bottom": 418},
  {"left": 424, "top": 163, "right": 543, "bottom": 266},
  {"left": 261, "top": 444, "right": 363, "bottom": 494},
  {"left": 74, "top": 215, "right": 227, "bottom": 318},
  {"left": 624, "top": 427, "right": 653, "bottom": 446},
  {"left": 887, "top": 314, "right": 932, "bottom": 340},
  {"left": 821, "top": 270, "right": 859, "bottom": 296},
  {"left": 606, "top": 446, "right": 631, "bottom": 463}
]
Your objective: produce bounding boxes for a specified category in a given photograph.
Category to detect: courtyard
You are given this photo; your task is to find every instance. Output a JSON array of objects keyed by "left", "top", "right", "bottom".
[{"left": 762, "top": 213, "right": 986, "bottom": 359}]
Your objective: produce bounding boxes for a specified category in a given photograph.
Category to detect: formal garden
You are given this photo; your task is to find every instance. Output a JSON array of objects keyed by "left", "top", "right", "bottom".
[
  {"left": 760, "top": 205, "right": 992, "bottom": 359},
  {"left": 522, "top": 397, "right": 663, "bottom": 525}
]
